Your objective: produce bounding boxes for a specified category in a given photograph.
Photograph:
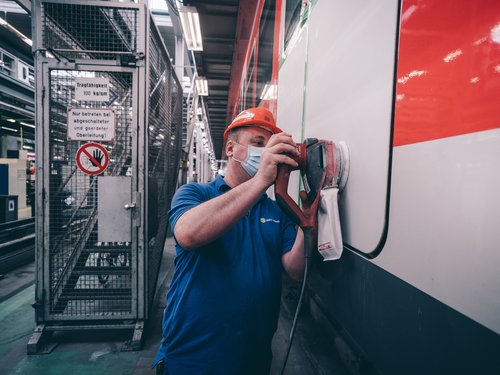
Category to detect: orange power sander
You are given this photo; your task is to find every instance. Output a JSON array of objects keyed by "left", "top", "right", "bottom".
[{"left": 275, "top": 138, "right": 349, "bottom": 253}]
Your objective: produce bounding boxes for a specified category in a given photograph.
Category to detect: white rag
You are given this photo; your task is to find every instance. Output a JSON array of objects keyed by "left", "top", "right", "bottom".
[{"left": 317, "top": 188, "right": 343, "bottom": 261}]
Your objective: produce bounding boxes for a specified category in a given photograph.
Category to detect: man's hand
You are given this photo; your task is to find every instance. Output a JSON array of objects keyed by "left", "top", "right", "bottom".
[{"left": 254, "top": 132, "right": 299, "bottom": 188}]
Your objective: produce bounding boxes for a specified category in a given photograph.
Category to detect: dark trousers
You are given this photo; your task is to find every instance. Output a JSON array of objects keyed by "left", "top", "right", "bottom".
[{"left": 155, "top": 360, "right": 164, "bottom": 375}]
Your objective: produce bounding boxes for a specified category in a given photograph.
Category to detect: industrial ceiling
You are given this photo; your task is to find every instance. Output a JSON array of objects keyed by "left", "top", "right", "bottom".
[{"left": 182, "top": 0, "right": 240, "bottom": 158}]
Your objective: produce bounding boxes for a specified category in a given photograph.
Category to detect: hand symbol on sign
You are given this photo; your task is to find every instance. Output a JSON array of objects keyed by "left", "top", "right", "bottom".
[{"left": 91, "top": 149, "right": 104, "bottom": 167}]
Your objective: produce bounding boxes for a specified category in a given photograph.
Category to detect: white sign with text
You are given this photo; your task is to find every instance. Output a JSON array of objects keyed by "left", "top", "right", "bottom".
[
  {"left": 75, "top": 77, "right": 110, "bottom": 102},
  {"left": 67, "top": 108, "right": 115, "bottom": 141}
]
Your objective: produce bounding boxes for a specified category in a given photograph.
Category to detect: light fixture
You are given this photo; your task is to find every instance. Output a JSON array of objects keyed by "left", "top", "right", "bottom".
[
  {"left": 7, "top": 118, "right": 16, "bottom": 123},
  {"left": 196, "top": 76, "right": 208, "bottom": 96},
  {"left": 179, "top": 6, "right": 203, "bottom": 51},
  {"left": 1, "top": 126, "right": 18, "bottom": 132},
  {"left": 20, "top": 122, "right": 35, "bottom": 128}
]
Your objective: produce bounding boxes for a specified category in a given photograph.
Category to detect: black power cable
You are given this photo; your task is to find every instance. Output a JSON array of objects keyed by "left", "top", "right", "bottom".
[{"left": 279, "top": 227, "right": 313, "bottom": 375}]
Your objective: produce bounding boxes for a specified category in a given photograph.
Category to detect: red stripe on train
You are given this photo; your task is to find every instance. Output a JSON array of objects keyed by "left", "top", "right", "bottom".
[{"left": 393, "top": 0, "right": 500, "bottom": 147}]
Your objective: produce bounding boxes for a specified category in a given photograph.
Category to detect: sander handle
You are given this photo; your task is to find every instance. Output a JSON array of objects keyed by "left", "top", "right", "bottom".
[
  {"left": 275, "top": 164, "right": 306, "bottom": 227},
  {"left": 275, "top": 143, "right": 308, "bottom": 227},
  {"left": 275, "top": 141, "right": 324, "bottom": 229}
]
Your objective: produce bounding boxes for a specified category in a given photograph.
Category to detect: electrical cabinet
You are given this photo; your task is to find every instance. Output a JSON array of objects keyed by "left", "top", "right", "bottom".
[{"left": 0, "top": 195, "right": 18, "bottom": 223}]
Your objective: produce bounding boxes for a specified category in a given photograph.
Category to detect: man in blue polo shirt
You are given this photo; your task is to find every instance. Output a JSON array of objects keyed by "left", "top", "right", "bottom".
[{"left": 153, "top": 107, "right": 305, "bottom": 375}]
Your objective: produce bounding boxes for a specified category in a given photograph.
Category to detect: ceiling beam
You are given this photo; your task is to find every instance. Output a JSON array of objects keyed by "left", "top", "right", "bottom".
[{"left": 14, "top": 0, "right": 30, "bottom": 14}]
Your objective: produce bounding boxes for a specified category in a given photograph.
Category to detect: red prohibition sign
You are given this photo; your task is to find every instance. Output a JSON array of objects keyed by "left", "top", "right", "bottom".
[{"left": 76, "top": 142, "right": 109, "bottom": 175}]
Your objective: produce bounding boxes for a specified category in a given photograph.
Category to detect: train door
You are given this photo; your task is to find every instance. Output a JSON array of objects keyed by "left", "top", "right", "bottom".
[{"left": 277, "top": 0, "right": 400, "bottom": 256}]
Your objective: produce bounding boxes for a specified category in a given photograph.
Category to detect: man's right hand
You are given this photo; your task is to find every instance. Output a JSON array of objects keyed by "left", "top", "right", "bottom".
[{"left": 254, "top": 132, "right": 299, "bottom": 188}]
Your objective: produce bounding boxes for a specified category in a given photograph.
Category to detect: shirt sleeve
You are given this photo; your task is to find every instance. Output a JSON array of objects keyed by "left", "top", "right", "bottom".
[
  {"left": 280, "top": 210, "right": 298, "bottom": 255},
  {"left": 168, "top": 183, "right": 207, "bottom": 233}
]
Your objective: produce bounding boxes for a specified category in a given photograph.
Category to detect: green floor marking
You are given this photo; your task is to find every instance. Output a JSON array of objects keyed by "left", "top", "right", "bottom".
[
  {"left": 11, "top": 350, "right": 141, "bottom": 375},
  {"left": 0, "top": 285, "right": 35, "bottom": 358}
]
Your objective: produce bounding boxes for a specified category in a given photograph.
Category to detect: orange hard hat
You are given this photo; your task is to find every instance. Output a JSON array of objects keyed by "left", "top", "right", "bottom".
[{"left": 223, "top": 107, "right": 282, "bottom": 141}]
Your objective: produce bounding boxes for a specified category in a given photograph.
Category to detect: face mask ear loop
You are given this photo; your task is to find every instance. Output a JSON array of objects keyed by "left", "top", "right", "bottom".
[
  {"left": 231, "top": 141, "right": 246, "bottom": 164},
  {"left": 232, "top": 155, "right": 244, "bottom": 163}
]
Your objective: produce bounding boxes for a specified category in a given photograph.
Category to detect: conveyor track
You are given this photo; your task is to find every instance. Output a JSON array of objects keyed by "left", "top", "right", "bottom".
[{"left": 0, "top": 218, "right": 35, "bottom": 274}]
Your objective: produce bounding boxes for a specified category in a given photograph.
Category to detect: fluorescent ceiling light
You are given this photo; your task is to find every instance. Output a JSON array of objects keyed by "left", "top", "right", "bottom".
[
  {"left": 1, "top": 126, "right": 18, "bottom": 132},
  {"left": 21, "top": 122, "right": 35, "bottom": 128},
  {"left": 7, "top": 118, "right": 16, "bottom": 123},
  {"left": 196, "top": 76, "right": 208, "bottom": 96},
  {"left": 179, "top": 6, "right": 203, "bottom": 51}
]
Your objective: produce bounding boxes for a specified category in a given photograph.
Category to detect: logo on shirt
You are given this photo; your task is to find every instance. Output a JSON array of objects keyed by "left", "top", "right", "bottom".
[{"left": 260, "top": 217, "right": 280, "bottom": 224}]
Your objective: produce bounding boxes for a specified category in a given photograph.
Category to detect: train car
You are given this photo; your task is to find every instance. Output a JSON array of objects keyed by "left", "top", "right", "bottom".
[{"left": 228, "top": 0, "right": 500, "bottom": 373}]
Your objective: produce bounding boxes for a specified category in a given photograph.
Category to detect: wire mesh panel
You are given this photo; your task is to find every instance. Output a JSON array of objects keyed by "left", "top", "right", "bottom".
[
  {"left": 33, "top": 2, "right": 183, "bottom": 340},
  {"left": 41, "top": 1, "right": 140, "bottom": 60},
  {"left": 146, "top": 24, "right": 183, "bottom": 309},
  {"left": 47, "top": 68, "right": 135, "bottom": 319}
]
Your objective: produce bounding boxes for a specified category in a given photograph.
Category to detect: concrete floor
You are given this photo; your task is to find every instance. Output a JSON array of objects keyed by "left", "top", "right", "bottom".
[{"left": 0, "top": 237, "right": 349, "bottom": 375}]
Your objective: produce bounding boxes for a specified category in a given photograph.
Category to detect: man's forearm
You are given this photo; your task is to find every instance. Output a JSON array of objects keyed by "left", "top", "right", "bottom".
[
  {"left": 282, "top": 228, "right": 305, "bottom": 281},
  {"left": 174, "top": 178, "right": 268, "bottom": 249}
]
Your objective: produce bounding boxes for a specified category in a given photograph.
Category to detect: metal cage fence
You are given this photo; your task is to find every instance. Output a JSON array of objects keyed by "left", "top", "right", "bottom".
[
  {"left": 146, "top": 23, "right": 183, "bottom": 310},
  {"left": 33, "top": 1, "right": 183, "bottom": 342},
  {"left": 41, "top": 1, "right": 139, "bottom": 60}
]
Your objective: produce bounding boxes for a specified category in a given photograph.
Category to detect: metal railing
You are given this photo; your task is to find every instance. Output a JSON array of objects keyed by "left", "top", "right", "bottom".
[{"left": 0, "top": 47, "right": 35, "bottom": 88}]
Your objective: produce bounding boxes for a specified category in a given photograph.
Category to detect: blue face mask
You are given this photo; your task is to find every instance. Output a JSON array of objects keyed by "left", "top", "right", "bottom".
[{"left": 233, "top": 143, "right": 264, "bottom": 177}]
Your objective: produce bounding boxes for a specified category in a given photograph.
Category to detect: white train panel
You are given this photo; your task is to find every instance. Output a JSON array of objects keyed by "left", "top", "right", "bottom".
[
  {"left": 304, "top": 0, "right": 399, "bottom": 252},
  {"left": 374, "top": 129, "right": 500, "bottom": 334},
  {"left": 276, "top": 29, "right": 308, "bottom": 201}
]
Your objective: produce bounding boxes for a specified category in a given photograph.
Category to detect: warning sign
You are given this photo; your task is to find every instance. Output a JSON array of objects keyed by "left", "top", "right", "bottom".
[
  {"left": 67, "top": 108, "right": 115, "bottom": 141},
  {"left": 75, "top": 77, "right": 110, "bottom": 102},
  {"left": 76, "top": 143, "right": 109, "bottom": 175}
]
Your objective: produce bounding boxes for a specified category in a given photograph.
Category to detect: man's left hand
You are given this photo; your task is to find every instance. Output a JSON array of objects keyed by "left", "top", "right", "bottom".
[{"left": 254, "top": 132, "right": 299, "bottom": 188}]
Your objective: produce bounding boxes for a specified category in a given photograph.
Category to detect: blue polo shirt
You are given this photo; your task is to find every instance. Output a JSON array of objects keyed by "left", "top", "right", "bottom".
[{"left": 153, "top": 175, "right": 297, "bottom": 375}]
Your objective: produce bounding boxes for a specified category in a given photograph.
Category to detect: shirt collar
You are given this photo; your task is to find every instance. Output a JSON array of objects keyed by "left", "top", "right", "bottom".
[{"left": 215, "top": 174, "right": 231, "bottom": 192}]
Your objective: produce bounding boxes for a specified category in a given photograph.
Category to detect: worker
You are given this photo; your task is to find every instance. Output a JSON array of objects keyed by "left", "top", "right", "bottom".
[{"left": 153, "top": 107, "right": 305, "bottom": 375}]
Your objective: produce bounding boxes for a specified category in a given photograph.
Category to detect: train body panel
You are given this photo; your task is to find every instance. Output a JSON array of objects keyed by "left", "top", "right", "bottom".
[
  {"left": 233, "top": 0, "right": 500, "bottom": 371},
  {"left": 307, "top": 246, "right": 500, "bottom": 374},
  {"left": 276, "top": 28, "right": 307, "bottom": 202},
  {"left": 394, "top": 0, "right": 500, "bottom": 146},
  {"left": 297, "top": 0, "right": 399, "bottom": 252},
  {"left": 376, "top": 130, "right": 500, "bottom": 335}
]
